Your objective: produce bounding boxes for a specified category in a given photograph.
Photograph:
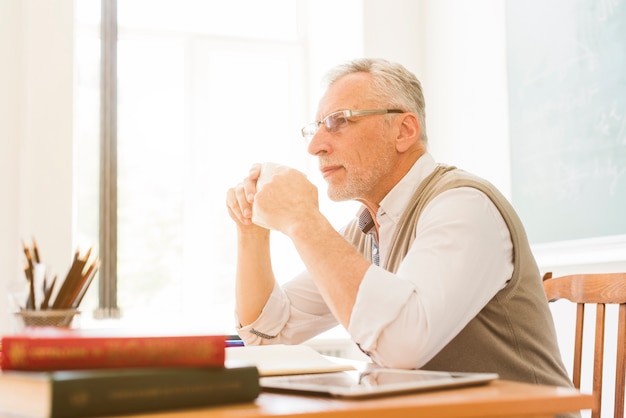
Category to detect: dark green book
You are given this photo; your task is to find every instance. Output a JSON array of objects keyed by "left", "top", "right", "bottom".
[{"left": 0, "top": 365, "right": 259, "bottom": 417}]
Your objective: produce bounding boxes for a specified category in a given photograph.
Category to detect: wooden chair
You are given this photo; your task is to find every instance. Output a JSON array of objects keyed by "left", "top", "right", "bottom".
[{"left": 543, "top": 272, "right": 626, "bottom": 418}]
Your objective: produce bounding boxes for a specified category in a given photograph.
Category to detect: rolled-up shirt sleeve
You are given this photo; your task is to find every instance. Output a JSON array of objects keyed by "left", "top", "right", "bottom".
[
  {"left": 236, "top": 283, "right": 291, "bottom": 344},
  {"left": 237, "top": 271, "right": 339, "bottom": 345}
]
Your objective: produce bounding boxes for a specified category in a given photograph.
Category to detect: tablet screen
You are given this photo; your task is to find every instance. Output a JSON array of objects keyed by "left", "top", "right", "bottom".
[{"left": 260, "top": 368, "right": 498, "bottom": 399}]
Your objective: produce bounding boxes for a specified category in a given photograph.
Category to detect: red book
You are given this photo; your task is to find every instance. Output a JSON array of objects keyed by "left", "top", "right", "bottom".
[{"left": 1, "top": 327, "right": 225, "bottom": 371}]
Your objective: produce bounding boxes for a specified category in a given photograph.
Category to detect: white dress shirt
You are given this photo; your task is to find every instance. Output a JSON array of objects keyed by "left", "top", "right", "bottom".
[{"left": 237, "top": 153, "right": 513, "bottom": 368}]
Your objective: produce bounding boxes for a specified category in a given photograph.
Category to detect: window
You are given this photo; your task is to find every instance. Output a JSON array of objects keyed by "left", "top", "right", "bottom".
[{"left": 74, "top": 0, "right": 362, "bottom": 333}]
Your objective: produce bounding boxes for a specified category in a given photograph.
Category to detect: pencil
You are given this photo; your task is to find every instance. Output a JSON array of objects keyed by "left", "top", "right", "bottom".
[
  {"left": 32, "top": 238, "right": 41, "bottom": 263},
  {"left": 22, "top": 242, "right": 36, "bottom": 310},
  {"left": 40, "top": 275, "right": 57, "bottom": 310},
  {"left": 52, "top": 250, "right": 88, "bottom": 309},
  {"left": 70, "top": 259, "right": 100, "bottom": 309}
]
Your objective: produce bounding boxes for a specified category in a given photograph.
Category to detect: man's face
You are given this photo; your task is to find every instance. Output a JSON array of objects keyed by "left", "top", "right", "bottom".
[{"left": 307, "top": 72, "right": 399, "bottom": 204}]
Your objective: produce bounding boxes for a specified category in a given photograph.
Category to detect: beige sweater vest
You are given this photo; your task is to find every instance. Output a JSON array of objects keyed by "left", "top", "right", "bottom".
[{"left": 343, "top": 165, "right": 574, "bottom": 391}]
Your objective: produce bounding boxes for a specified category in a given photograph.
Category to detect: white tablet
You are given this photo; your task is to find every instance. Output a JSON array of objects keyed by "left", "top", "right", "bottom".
[{"left": 260, "top": 368, "right": 498, "bottom": 399}]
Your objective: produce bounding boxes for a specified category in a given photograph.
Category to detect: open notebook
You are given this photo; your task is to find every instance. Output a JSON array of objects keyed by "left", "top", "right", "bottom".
[{"left": 225, "top": 344, "right": 355, "bottom": 376}]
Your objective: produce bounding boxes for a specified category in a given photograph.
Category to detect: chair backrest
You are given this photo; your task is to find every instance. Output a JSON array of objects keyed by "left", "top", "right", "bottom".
[{"left": 543, "top": 272, "right": 626, "bottom": 418}]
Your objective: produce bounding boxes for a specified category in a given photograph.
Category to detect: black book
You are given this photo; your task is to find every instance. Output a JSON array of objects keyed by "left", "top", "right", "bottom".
[{"left": 0, "top": 365, "right": 259, "bottom": 418}]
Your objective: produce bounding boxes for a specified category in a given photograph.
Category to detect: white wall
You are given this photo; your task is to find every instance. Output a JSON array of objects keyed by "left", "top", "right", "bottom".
[
  {"left": 0, "top": 0, "right": 74, "bottom": 333},
  {"left": 364, "top": 0, "right": 511, "bottom": 196},
  {"left": 0, "top": 0, "right": 22, "bottom": 334}
]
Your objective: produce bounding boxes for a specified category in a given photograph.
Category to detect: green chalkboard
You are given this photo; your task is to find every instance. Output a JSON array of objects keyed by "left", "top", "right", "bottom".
[{"left": 505, "top": 0, "right": 626, "bottom": 244}]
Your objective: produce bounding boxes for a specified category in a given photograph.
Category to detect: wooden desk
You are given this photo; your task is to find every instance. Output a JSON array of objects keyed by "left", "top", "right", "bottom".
[{"left": 126, "top": 379, "right": 592, "bottom": 418}]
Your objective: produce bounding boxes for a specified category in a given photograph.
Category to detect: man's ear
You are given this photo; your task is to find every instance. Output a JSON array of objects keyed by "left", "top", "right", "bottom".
[{"left": 395, "top": 113, "right": 421, "bottom": 153}]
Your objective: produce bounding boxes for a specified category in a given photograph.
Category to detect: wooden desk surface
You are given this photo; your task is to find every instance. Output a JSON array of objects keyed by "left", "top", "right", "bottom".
[{"left": 125, "top": 379, "right": 592, "bottom": 418}]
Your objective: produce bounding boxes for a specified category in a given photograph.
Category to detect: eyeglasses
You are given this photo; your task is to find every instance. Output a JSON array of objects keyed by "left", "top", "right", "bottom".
[{"left": 301, "top": 109, "right": 404, "bottom": 142}]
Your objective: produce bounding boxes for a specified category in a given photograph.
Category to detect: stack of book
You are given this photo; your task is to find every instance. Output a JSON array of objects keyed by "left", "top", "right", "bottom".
[{"left": 0, "top": 328, "right": 259, "bottom": 418}]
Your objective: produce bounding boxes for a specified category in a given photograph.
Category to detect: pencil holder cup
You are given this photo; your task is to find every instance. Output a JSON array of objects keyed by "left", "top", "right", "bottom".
[{"left": 13, "top": 309, "right": 80, "bottom": 329}]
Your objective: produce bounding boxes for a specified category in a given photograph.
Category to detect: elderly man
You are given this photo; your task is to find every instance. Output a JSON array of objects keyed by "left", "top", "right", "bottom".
[{"left": 226, "top": 58, "right": 575, "bottom": 406}]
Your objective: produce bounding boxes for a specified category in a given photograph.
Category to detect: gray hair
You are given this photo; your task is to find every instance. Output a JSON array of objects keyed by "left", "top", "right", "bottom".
[{"left": 323, "top": 58, "right": 428, "bottom": 143}]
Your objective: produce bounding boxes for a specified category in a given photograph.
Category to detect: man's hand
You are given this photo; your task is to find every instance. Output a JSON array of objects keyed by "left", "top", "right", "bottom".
[
  {"left": 226, "top": 163, "right": 264, "bottom": 228},
  {"left": 252, "top": 166, "right": 320, "bottom": 235}
]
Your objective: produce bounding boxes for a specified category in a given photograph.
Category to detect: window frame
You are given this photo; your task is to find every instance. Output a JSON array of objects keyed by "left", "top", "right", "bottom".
[
  {"left": 82, "top": 0, "right": 363, "bottom": 325},
  {"left": 92, "top": 0, "right": 314, "bottom": 321},
  {"left": 97, "top": 0, "right": 120, "bottom": 318}
]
